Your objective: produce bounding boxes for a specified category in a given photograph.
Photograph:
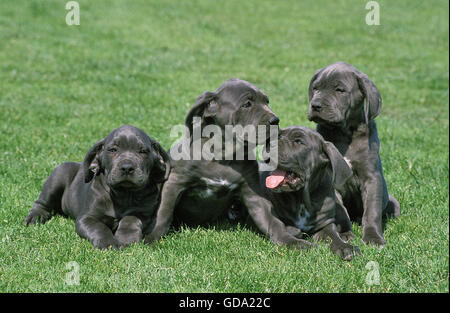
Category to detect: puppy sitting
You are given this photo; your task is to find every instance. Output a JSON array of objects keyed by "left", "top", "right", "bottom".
[
  {"left": 308, "top": 61, "right": 400, "bottom": 246},
  {"left": 25, "top": 125, "right": 170, "bottom": 249},
  {"left": 262, "top": 126, "right": 360, "bottom": 260},
  {"left": 146, "top": 79, "right": 315, "bottom": 249}
]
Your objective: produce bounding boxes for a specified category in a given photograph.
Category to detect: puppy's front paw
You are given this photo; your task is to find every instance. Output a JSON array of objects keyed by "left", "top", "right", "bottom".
[
  {"left": 292, "top": 239, "right": 316, "bottom": 250},
  {"left": 115, "top": 231, "right": 143, "bottom": 247},
  {"left": 331, "top": 242, "right": 361, "bottom": 261},
  {"left": 114, "top": 216, "right": 143, "bottom": 247},
  {"left": 24, "top": 207, "right": 51, "bottom": 225},
  {"left": 339, "top": 231, "right": 354, "bottom": 243},
  {"left": 93, "top": 237, "right": 120, "bottom": 250},
  {"left": 362, "top": 227, "right": 386, "bottom": 247}
]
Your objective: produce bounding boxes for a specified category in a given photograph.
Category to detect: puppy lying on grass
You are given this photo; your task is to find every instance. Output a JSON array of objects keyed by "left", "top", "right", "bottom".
[
  {"left": 261, "top": 126, "right": 361, "bottom": 260},
  {"left": 25, "top": 125, "right": 170, "bottom": 249}
]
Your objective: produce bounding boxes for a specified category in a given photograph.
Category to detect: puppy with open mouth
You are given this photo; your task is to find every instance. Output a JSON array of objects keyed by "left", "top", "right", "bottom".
[
  {"left": 261, "top": 126, "right": 361, "bottom": 260},
  {"left": 25, "top": 125, "right": 170, "bottom": 249},
  {"left": 145, "top": 79, "right": 316, "bottom": 250}
]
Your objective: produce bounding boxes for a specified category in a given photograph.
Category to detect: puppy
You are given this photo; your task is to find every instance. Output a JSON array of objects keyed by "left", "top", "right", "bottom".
[
  {"left": 25, "top": 125, "right": 170, "bottom": 249},
  {"left": 145, "top": 79, "right": 315, "bottom": 249},
  {"left": 308, "top": 61, "right": 400, "bottom": 246},
  {"left": 262, "top": 126, "right": 360, "bottom": 260}
]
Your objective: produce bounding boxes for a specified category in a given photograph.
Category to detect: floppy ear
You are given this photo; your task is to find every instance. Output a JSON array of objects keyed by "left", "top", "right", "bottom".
[
  {"left": 83, "top": 139, "right": 105, "bottom": 183},
  {"left": 184, "top": 91, "right": 218, "bottom": 139},
  {"left": 308, "top": 67, "right": 324, "bottom": 101},
  {"left": 150, "top": 140, "right": 171, "bottom": 183},
  {"left": 322, "top": 141, "right": 353, "bottom": 190},
  {"left": 355, "top": 71, "right": 382, "bottom": 123}
]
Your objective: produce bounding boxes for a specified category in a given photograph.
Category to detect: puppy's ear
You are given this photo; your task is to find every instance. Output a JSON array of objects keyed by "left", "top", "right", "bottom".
[
  {"left": 185, "top": 91, "right": 218, "bottom": 138},
  {"left": 150, "top": 140, "right": 171, "bottom": 183},
  {"left": 355, "top": 71, "right": 382, "bottom": 123},
  {"left": 83, "top": 139, "right": 105, "bottom": 183},
  {"left": 308, "top": 67, "right": 324, "bottom": 101},
  {"left": 322, "top": 141, "right": 353, "bottom": 189}
]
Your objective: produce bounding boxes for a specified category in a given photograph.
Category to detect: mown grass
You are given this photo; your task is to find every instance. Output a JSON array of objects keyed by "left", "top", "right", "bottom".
[{"left": 0, "top": 0, "right": 448, "bottom": 292}]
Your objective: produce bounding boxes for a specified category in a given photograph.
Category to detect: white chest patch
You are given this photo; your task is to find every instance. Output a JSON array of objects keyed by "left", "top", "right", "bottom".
[
  {"left": 344, "top": 157, "right": 352, "bottom": 169},
  {"left": 200, "top": 177, "right": 239, "bottom": 191},
  {"left": 295, "top": 204, "right": 313, "bottom": 232}
]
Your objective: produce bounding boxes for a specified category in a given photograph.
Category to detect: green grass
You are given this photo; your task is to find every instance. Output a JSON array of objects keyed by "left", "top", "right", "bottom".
[{"left": 0, "top": 0, "right": 448, "bottom": 293}]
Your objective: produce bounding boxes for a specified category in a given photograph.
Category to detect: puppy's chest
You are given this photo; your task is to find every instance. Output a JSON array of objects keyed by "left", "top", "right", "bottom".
[
  {"left": 108, "top": 192, "right": 159, "bottom": 219},
  {"left": 294, "top": 203, "right": 314, "bottom": 232},
  {"left": 194, "top": 176, "right": 241, "bottom": 199}
]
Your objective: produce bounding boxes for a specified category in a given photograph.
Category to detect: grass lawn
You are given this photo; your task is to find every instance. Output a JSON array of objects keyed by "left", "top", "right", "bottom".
[{"left": 0, "top": 0, "right": 448, "bottom": 293}]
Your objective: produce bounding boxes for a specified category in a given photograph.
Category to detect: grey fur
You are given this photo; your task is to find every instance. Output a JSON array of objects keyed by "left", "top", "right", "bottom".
[
  {"left": 25, "top": 125, "right": 170, "bottom": 249},
  {"left": 307, "top": 61, "right": 400, "bottom": 246}
]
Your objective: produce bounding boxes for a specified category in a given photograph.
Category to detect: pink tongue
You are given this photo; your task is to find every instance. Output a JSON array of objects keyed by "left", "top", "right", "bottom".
[{"left": 266, "top": 169, "right": 287, "bottom": 189}]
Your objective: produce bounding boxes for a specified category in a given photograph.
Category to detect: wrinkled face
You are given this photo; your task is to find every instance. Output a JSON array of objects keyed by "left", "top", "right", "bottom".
[
  {"left": 209, "top": 79, "right": 279, "bottom": 143},
  {"left": 308, "top": 63, "right": 364, "bottom": 126},
  {"left": 221, "top": 80, "right": 278, "bottom": 128},
  {"left": 101, "top": 126, "right": 155, "bottom": 190},
  {"left": 265, "top": 127, "right": 327, "bottom": 193}
]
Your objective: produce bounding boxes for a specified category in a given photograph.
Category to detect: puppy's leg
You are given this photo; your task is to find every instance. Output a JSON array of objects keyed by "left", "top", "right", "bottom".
[
  {"left": 240, "top": 184, "right": 314, "bottom": 250},
  {"left": 115, "top": 216, "right": 143, "bottom": 247},
  {"left": 75, "top": 215, "right": 119, "bottom": 250},
  {"left": 313, "top": 223, "right": 361, "bottom": 261},
  {"left": 361, "top": 176, "right": 386, "bottom": 246},
  {"left": 286, "top": 226, "right": 304, "bottom": 239},
  {"left": 25, "top": 162, "right": 79, "bottom": 225},
  {"left": 334, "top": 191, "right": 354, "bottom": 242},
  {"left": 144, "top": 173, "right": 184, "bottom": 244}
]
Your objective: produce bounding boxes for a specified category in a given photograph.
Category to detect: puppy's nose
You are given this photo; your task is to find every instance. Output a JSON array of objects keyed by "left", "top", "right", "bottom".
[
  {"left": 120, "top": 163, "right": 135, "bottom": 175},
  {"left": 269, "top": 116, "right": 280, "bottom": 125},
  {"left": 311, "top": 101, "right": 322, "bottom": 112}
]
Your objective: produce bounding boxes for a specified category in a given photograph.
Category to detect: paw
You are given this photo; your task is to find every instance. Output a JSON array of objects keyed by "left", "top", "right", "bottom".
[
  {"left": 339, "top": 231, "right": 354, "bottom": 243},
  {"left": 331, "top": 242, "right": 361, "bottom": 261},
  {"left": 115, "top": 216, "right": 143, "bottom": 247},
  {"left": 385, "top": 195, "right": 401, "bottom": 218},
  {"left": 313, "top": 231, "right": 332, "bottom": 243},
  {"left": 292, "top": 239, "right": 316, "bottom": 250},
  {"left": 24, "top": 208, "right": 51, "bottom": 225},
  {"left": 143, "top": 234, "right": 159, "bottom": 246},
  {"left": 362, "top": 227, "right": 386, "bottom": 247},
  {"left": 115, "top": 231, "right": 143, "bottom": 247},
  {"left": 286, "top": 226, "right": 304, "bottom": 239},
  {"left": 93, "top": 237, "right": 120, "bottom": 250}
]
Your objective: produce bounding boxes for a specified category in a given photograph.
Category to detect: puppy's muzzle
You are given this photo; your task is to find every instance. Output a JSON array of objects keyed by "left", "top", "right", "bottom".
[
  {"left": 269, "top": 116, "right": 280, "bottom": 125},
  {"left": 310, "top": 100, "right": 322, "bottom": 112},
  {"left": 120, "top": 162, "right": 135, "bottom": 176}
]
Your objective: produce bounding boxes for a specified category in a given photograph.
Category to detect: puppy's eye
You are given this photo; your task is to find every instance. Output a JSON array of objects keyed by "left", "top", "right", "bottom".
[
  {"left": 139, "top": 149, "right": 149, "bottom": 154},
  {"left": 294, "top": 139, "right": 303, "bottom": 145},
  {"left": 336, "top": 87, "right": 346, "bottom": 93},
  {"left": 242, "top": 101, "right": 252, "bottom": 108},
  {"left": 108, "top": 147, "right": 117, "bottom": 153}
]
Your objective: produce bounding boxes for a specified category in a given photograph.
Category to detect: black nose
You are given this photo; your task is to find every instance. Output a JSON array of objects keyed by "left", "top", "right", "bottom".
[
  {"left": 311, "top": 101, "right": 322, "bottom": 112},
  {"left": 269, "top": 116, "right": 280, "bottom": 125},
  {"left": 120, "top": 163, "right": 135, "bottom": 175}
]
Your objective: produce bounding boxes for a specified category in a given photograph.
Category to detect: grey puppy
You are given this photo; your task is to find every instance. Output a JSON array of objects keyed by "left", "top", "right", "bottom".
[
  {"left": 262, "top": 126, "right": 360, "bottom": 260},
  {"left": 25, "top": 125, "right": 170, "bottom": 249},
  {"left": 307, "top": 61, "right": 400, "bottom": 246},
  {"left": 145, "top": 79, "right": 315, "bottom": 249}
]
